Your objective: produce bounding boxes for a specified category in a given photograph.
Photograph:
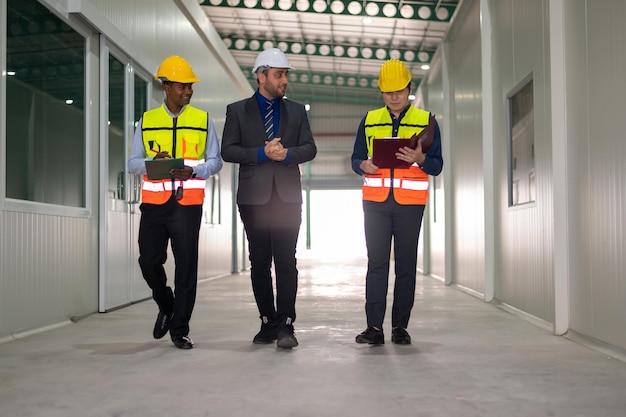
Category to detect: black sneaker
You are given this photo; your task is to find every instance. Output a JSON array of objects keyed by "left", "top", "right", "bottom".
[
  {"left": 171, "top": 335, "right": 194, "bottom": 349},
  {"left": 253, "top": 318, "right": 278, "bottom": 344},
  {"left": 153, "top": 310, "right": 172, "bottom": 339},
  {"left": 391, "top": 327, "right": 411, "bottom": 345},
  {"left": 356, "top": 326, "right": 384, "bottom": 345},
  {"left": 277, "top": 323, "right": 298, "bottom": 349}
]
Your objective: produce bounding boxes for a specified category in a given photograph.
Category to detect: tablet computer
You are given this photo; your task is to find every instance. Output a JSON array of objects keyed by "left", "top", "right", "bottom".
[{"left": 145, "top": 158, "right": 185, "bottom": 180}]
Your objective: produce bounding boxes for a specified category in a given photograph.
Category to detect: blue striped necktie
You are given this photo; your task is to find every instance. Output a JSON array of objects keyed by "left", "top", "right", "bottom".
[{"left": 264, "top": 100, "right": 274, "bottom": 140}]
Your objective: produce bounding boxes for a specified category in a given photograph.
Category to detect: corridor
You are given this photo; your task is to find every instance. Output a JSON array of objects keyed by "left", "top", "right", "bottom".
[{"left": 1, "top": 240, "right": 626, "bottom": 416}]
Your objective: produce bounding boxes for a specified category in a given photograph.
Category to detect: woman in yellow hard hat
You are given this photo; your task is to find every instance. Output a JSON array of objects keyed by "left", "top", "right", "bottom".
[
  {"left": 128, "top": 55, "right": 223, "bottom": 350},
  {"left": 351, "top": 59, "right": 443, "bottom": 345}
]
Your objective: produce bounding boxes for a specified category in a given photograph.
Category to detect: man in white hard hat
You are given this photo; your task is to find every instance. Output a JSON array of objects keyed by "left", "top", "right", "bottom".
[
  {"left": 221, "top": 48, "right": 317, "bottom": 349},
  {"left": 128, "top": 55, "right": 223, "bottom": 350}
]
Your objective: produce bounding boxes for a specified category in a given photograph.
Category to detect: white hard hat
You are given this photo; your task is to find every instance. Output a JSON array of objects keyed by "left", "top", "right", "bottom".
[{"left": 252, "top": 48, "right": 293, "bottom": 74}]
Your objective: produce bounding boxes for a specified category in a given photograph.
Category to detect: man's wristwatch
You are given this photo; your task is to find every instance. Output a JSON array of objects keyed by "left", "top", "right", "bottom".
[{"left": 190, "top": 166, "right": 197, "bottom": 178}]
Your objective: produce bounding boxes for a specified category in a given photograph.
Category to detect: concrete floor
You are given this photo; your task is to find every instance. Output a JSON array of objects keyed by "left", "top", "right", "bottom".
[{"left": 1, "top": 249, "right": 626, "bottom": 417}]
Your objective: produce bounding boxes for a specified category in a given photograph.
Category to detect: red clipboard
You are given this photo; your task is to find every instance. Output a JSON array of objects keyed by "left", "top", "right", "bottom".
[
  {"left": 417, "top": 113, "right": 436, "bottom": 153},
  {"left": 371, "top": 114, "right": 436, "bottom": 169},
  {"left": 372, "top": 138, "right": 414, "bottom": 169}
]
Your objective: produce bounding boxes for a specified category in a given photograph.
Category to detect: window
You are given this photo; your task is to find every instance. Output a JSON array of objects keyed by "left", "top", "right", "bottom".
[
  {"left": 207, "top": 175, "right": 221, "bottom": 224},
  {"left": 507, "top": 74, "right": 535, "bottom": 206},
  {"left": 6, "top": 0, "right": 86, "bottom": 207},
  {"left": 108, "top": 55, "right": 125, "bottom": 200},
  {"left": 130, "top": 73, "right": 149, "bottom": 204}
]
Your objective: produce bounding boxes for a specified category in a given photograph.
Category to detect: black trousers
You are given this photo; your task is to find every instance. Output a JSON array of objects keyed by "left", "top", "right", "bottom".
[
  {"left": 238, "top": 185, "right": 302, "bottom": 324},
  {"left": 138, "top": 196, "right": 203, "bottom": 337},
  {"left": 363, "top": 194, "right": 425, "bottom": 330}
]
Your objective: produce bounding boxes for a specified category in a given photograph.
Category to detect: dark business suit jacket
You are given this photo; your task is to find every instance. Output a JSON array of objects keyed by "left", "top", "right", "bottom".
[{"left": 221, "top": 95, "right": 317, "bottom": 205}]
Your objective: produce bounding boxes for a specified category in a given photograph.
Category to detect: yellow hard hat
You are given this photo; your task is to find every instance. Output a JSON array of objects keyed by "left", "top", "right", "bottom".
[
  {"left": 155, "top": 55, "right": 200, "bottom": 83},
  {"left": 377, "top": 59, "right": 411, "bottom": 92}
]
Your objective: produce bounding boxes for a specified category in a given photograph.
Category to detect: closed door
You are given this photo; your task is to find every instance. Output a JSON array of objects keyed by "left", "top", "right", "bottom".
[{"left": 99, "top": 45, "right": 150, "bottom": 311}]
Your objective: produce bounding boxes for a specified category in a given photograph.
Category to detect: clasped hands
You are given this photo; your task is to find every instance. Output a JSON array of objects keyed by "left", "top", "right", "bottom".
[
  {"left": 264, "top": 137, "right": 287, "bottom": 161},
  {"left": 359, "top": 141, "right": 426, "bottom": 175}
]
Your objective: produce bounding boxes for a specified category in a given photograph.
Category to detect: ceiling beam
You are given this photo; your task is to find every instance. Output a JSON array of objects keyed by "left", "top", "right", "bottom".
[
  {"left": 242, "top": 65, "right": 421, "bottom": 90},
  {"left": 199, "top": 0, "right": 456, "bottom": 22},
  {"left": 225, "top": 38, "right": 435, "bottom": 65}
]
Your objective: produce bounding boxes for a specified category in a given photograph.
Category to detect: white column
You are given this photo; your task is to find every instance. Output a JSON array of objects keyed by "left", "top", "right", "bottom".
[
  {"left": 549, "top": 0, "right": 570, "bottom": 336},
  {"left": 480, "top": 0, "right": 495, "bottom": 302},
  {"left": 441, "top": 42, "right": 454, "bottom": 286}
]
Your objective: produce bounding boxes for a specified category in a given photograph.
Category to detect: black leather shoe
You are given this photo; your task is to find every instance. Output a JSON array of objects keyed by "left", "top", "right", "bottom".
[
  {"left": 172, "top": 335, "right": 194, "bottom": 349},
  {"left": 277, "top": 324, "right": 298, "bottom": 349},
  {"left": 391, "top": 327, "right": 411, "bottom": 345},
  {"left": 356, "top": 326, "right": 384, "bottom": 345},
  {"left": 153, "top": 311, "right": 172, "bottom": 339},
  {"left": 253, "top": 319, "right": 278, "bottom": 344}
]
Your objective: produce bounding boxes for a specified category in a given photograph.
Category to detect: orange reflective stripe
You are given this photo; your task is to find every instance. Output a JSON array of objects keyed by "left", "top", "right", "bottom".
[{"left": 362, "top": 166, "right": 429, "bottom": 204}]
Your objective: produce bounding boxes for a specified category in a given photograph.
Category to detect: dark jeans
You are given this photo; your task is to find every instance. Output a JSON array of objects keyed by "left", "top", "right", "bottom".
[
  {"left": 363, "top": 195, "right": 425, "bottom": 330},
  {"left": 238, "top": 186, "right": 301, "bottom": 324},
  {"left": 138, "top": 196, "right": 202, "bottom": 337}
]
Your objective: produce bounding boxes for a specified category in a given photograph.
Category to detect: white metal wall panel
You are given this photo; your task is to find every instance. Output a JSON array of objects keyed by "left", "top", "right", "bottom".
[
  {"left": 0, "top": 0, "right": 247, "bottom": 339},
  {"left": 565, "top": 0, "right": 626, "bottom": 350},
  {"left": 0, "top": 211, "right": 97, "bottom": 335},
  {"left": 0, "top": 0, "right": 101, "bottom": 339},
  {"left": 422, "top": 54, "right": 446, "bottom": 280},
  {"left": 444, "top": 0, "right": 485, "bottom": 293},
  {"left": 490, "top": 0, "right": 554, "bottom": 322},
  {"left": 307, "top": 100, "right": 371, "bottom": 186}
]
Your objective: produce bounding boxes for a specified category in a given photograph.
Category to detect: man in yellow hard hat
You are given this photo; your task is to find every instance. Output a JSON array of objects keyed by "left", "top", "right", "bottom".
[
  {"left": 351, "top": 59, "right": 443, "bottom": 345},
  {"left": 221, "top": 48, "right": 317, "bottom": 349},
  {"left": 128, "top": 55, "right": 223, "bottom": 349}
]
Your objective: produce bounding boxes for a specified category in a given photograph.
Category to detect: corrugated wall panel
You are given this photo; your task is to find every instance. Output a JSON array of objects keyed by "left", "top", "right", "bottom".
[
  {"left": 566, "top": 0, "right": 626, "bottom": 350},
  {"left": 423, "top": 54, "right": 446, "bottom": 280},
  {"left": 491, "top": 0, "right": 554, "bottom": 322},
  {"left": 306, "top": 101, "right": 371, "bottom": 189},
  {"left": 445, "top": 0, "right": 485, "bottom": 293},
  {"left": 0, "top": 0, "right": 245, "bottom": 339},
  {"left": 0, "top": 211, "right": 97, "bottom": 335}
]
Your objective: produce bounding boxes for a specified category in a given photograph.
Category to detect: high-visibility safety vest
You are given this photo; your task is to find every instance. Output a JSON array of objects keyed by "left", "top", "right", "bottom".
[
  {"left": 363, "top": 106, "right": 431, "bottom": 205},
  {"left": 141, "top": 104, "right": 208, "bottom": 205}
]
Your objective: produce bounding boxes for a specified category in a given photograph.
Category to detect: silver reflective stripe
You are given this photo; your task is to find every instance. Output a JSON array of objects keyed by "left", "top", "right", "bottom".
[
  {"left": 183, "top": 179, "right": 207, "bottom": 189},
  {"left": 143, "top": 182, "right": 166, "bottom": 192},
  {"left": 363, "top": 177, "right": 428, "bottom": 191},
  {"left": 363, "top": 177, "right": 383, "bottom": 187},
  {"left": 142, "top": 179, "right": 207, "bottom": 191},
  {"left": 184, "top": 158, "right": 204, "bottom": 167},
  {"left": 400, "top": 179, "right": 429, "bottom": 190}
]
